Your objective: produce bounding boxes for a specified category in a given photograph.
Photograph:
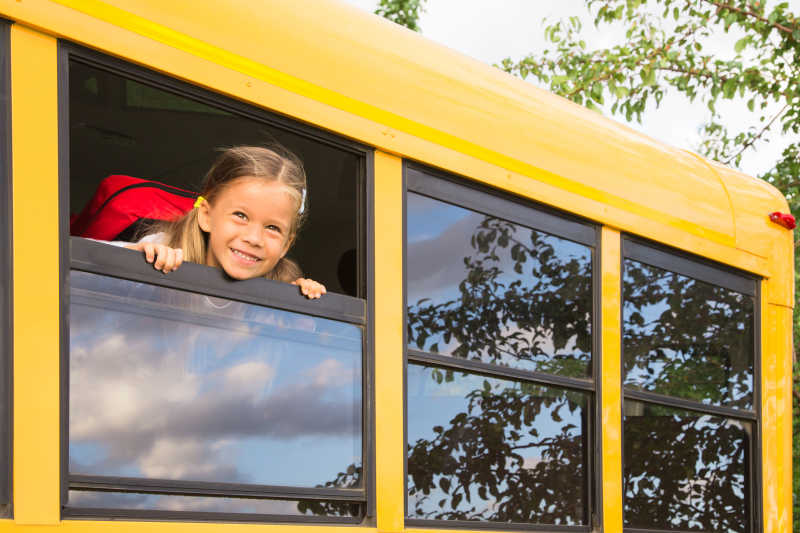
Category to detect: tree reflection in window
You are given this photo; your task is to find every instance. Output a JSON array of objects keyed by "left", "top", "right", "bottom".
[
  {"left": 403, "top": 192, "right": 594, "bottom": 525},
  {"left": 624, "top": 401, "right": 750, "bottom": 532},
  {"left": 622, "top": 249, "right": 755, "bottom": 533},
  {"left": 406, "top": 366, "right": 588, "bottom": 524},
  {"left": 406, "top": 193, "right": 592, "bottom": 378},
  {"left": 623, "top": 259, "right": 754, "bottom": 410}
]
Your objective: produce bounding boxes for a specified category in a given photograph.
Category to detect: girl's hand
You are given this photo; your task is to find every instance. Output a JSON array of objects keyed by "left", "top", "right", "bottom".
[
  {"left": 292, "top": 278, "right": 327, "bottom": 299},
  {"left": 126, "top": 242, "right": 184, "bottom": 273}
]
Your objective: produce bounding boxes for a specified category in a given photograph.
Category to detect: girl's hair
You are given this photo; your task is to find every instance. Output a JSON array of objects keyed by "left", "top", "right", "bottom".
[{"left": 156, "top": 145, "right": 307, "bottom": 282}]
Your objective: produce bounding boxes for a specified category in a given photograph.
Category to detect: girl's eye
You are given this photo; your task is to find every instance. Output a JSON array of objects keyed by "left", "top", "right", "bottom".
[
  {"left": 265, "top": 224, "right": 282, "bottom": 233},
  {"left": 233, "top": 211, "right": 247, "bottom": 221}
]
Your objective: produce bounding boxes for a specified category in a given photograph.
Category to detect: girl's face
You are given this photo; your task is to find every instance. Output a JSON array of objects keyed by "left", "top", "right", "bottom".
[{"left": 197, "top": 176, "right": 296, "bottom": 280}]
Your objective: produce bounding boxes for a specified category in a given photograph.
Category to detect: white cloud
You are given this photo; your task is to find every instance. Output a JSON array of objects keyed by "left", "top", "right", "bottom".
[{"left": 69, "top": 282, "right": 362, "bottom": 486}]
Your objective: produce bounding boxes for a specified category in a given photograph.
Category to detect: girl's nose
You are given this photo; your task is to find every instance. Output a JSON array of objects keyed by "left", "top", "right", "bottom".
[{"left": 242, "top": 223, "right": 264, "bottom": 246}]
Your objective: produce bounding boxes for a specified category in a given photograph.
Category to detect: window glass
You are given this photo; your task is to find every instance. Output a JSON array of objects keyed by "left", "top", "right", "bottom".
[
  {"left": 623, "top": 259, "right": 754, "bottom": 409},
  {"left": 67, "top": 490, "right": 360, "bottom": 517},
  {"left": 69, "top": 271, "right": 362, "bottom": 489},
  {"left": 407, "top": 364, "right": 588, "bottom": 524},
  {"left": 623, "top": 401, "right": 750, "bottom": 533},
  {"left": 407, "top": 192, "right": 592, "bottom": 377}
]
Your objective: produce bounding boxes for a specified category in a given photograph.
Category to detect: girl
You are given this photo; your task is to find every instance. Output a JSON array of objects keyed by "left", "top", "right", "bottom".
[{"left": 126, "top": 145, "right": 326, "bottom": 299}]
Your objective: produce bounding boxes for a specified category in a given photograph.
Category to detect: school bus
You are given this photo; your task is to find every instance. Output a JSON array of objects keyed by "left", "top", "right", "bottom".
[{"left": 0, "top": 1, "right": 793, "bottom": 532}]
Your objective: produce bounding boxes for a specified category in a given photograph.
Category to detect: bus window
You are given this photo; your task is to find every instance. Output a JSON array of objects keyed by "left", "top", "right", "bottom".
[
  {"left": 67, "top": 48, "right": 366, "bottom": 298},
  {"left": 0, "top": 18, "right": 11, "bottom": 518},
  {"left": 61, "top": 43, "right": 370, "bottom": 522},
  {"left": 622, "top": 238, "right": 758, "bottom": 533},
  {"left": 404, "top": 164, "right": 597, "bottom": 527}
]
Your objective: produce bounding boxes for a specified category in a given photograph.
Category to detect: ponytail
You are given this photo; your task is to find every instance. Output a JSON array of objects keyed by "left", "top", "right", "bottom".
[
  {"left": 158, "top": 209, "right": 207, "bottom": 265},
  {"left": 268, "top": 257, "right": 302, "bottom": 283}
]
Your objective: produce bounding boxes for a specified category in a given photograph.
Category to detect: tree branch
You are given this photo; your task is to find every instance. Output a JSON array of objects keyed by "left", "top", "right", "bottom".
[
  {"left": 701, "top": 0, "right": 798, "bottom": 35},
  {"left": 722, "top": 103, "right": 789, "bottom": 164}
]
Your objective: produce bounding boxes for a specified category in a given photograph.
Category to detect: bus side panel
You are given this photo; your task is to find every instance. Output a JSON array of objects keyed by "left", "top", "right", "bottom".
[
  {"left": 10, "top": 24, "right": 61, "bottom": 525},
  {"left": 762, "top": 299, "right": 793, "bottom": 533}
]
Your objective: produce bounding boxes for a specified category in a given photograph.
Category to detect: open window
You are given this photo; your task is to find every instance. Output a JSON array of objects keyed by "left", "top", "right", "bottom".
[
  {"left": 403, "top": 164, "right": 599, "bottom": 529},
  {"left": 0, "top": 18, "right": 12, "bottom": 518},
  {"left": 621, "top": 237, "right": 760, "bottom": 533},
  {"left": 60, "top": 43, "right": 372, "bottom": 522}
]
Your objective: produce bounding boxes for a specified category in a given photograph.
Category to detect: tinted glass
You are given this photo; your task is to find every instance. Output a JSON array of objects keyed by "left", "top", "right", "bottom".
[
  {"left": 623, "top": 401, "right": 750, "bottom": 532},
  {"left": 407, "top": 193, "right": 593, "bottom": 377},
  {"left": 406, "top": 364, "right": 588, "bottom": 525},
  {"left": 623, "top": 259, "right": 754, "bottom": 409},
  {"left": 70, "top": 272, "right": 362, "bottom": 489},
  {"left": 67, "top": 490, "right": 360, "bottom": 517}
]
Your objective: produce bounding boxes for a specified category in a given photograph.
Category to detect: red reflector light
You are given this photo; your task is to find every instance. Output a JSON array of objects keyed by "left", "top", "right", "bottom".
[{"left": 769, "top": 211, "right": 796, "bottom": 230}]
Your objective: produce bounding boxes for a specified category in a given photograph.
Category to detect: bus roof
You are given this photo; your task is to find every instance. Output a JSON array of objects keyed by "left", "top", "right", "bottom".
[{"left": 3, "top": 0, "right": 793, "bottom": 289}]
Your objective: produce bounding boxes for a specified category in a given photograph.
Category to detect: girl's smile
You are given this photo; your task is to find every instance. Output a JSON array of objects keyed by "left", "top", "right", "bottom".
[{"left": 197, "top": 177, "right": 296, "bottom": 280}]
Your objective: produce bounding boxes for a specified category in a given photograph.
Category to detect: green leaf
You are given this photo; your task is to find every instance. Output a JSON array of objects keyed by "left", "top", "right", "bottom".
[
  {"left": 722, "top": 78, "right": 737, "bottom": 99},
  {"left": 734, "top": 37, "right": 748, "bottom": 53},
  {"left": 591, "top": 82, "right": 603, "bottom": 101}
]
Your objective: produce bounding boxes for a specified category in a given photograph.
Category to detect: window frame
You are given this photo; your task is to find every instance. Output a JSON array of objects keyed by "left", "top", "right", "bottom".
[
  {"left": 620, "top": 235, "right": 762, "bottom": 533},
  {"left": 402, "top": 162, "right": 602, "bottom": 531},
  {"left": 57, "top": 41, "right": 376, "bottom": 523},
  {"left": 0, "top": 17, "right": 12, "bottom": 518}
]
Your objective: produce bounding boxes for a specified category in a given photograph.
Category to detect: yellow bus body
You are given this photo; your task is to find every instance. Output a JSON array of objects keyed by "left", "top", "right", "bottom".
[{"left": 0, "top": 0, "right": 793, "bottom": 531}]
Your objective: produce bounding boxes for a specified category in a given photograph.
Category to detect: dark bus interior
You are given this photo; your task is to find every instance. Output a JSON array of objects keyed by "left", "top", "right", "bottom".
[{"left": 68, "top": 59, "right": 363, "bottom": 297}]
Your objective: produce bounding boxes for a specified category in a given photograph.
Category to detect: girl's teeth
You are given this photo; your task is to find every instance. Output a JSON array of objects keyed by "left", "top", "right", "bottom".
[{"left": 232, "top": 249, "right": 258, "bottom": 261}]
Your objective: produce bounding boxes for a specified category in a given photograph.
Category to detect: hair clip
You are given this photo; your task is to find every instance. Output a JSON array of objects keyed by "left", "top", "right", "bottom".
[
  {"left": 298, "top": 189, "right": 306, "bottom": 215},
  {"left": 193, "top": 196, "right": 205, "bottom": 209}
]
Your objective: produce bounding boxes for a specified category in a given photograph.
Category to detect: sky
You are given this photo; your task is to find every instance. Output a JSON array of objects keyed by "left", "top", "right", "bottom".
[{"left": 341, "top": 0, "right": 800, "bottom": 178}]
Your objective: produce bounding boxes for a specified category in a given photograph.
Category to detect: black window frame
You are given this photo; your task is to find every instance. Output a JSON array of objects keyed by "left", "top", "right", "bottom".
[
  {"left": 0, "top": 17, "right": 12, "bottom": 519},
  {"left": 620, "top": 235, "right": 762, "bottom": 533},
  {"left": 57, "top": 41, "right": 376, "bottom": 523},
  {"left": 403, "top": 162, "right": 602, "bottom": 531}
]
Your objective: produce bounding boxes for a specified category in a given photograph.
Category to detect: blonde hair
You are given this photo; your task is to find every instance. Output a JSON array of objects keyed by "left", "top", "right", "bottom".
[{"left": 157, "top": 145, "right": 307, "bottom": 282}]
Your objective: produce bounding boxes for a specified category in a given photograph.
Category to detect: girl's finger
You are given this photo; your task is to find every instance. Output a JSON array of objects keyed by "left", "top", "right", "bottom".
[
  {"left": 144, "top": 243, "right": 155, "bottom": 264},
  {"left": 153, "top": 245, "right": 167, "bottom": 270},
  {"left": 174, "top": 248, "right": 184, "bottom": 271},
  {"left": 163, "top": 247, "right": 175, "bottom": 273}
]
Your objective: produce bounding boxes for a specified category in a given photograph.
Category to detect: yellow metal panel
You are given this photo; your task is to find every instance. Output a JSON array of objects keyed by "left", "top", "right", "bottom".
[
  {"left": 373, "top": 151, "right": 404, "bottom": 532},
  {"left": 0, "top": 0, "right": 785, "bottom": 277},
  {"left": 10, "top": 25, "right": 60, "bottom": 524},
  {"left": 601, "top": 228, "right": 622, "bottom": 533},
  {"left": 711, "top": 162, "right": 794, "bottom": 307},
  {"left": 712, "top": 161, "right": 792, "bottom": 261},
  {"left": 761, "top": 300, "right": 793, "bottom": 533}
]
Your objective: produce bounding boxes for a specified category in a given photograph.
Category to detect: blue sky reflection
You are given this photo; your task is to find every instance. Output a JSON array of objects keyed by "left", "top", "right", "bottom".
[{"left": 69, "top": 271, "right": 362, "bottom": 488}]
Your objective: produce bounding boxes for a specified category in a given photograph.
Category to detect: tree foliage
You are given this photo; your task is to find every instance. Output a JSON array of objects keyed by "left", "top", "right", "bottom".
[
  {"left": 375, "top": 0, "right": 799, "bottom": 527},
  {"left": 374, "top": 0, "right": 426, "bottom": 32}
]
